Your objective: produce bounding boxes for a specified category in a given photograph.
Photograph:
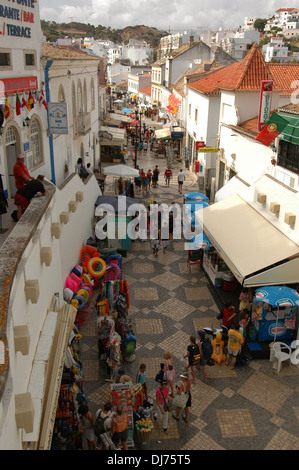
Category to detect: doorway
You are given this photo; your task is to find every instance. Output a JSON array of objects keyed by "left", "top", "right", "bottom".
[{"left": 5, "top": 125, "right": 20, "bottom": 198}]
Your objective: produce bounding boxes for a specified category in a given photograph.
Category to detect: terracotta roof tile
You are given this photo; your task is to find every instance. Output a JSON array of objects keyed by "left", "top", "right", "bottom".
[
  {"left": 42, "top": 43, "right": 99, "bottom": 60},
  {"left": 139, "top": 85, "right": 151, "bottom": 97},
  {"left": 187, "top": 44, "right": 274, "bottom": 94},
  {"left": 268, "top": 63, "right": 299, "bottom": 95}
]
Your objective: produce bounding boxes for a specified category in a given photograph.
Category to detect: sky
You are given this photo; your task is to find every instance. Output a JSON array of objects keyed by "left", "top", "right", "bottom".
[{"left": 38, "top": 0, "right": 299, "bottom": 32}]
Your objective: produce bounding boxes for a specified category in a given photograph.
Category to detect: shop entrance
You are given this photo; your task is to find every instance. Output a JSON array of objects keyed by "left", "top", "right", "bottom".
[{"left": 5, "top": 125, "right": 20, "bottom": 198}]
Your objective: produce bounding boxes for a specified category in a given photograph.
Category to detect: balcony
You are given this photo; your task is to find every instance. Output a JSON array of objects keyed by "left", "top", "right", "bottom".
[{"left": 76, "top": 111, "right": 91, "bottom": 135}]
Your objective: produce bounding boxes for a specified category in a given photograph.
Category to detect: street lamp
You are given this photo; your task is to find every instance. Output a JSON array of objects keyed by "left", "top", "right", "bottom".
[{"left": 134, "top": 109, "right": 142, "bottom": 169}]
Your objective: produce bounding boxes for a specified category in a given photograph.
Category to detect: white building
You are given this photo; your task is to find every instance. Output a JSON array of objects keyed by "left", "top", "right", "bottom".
[
  {"left": 121, "top": 39, "right": 152, "bottom": 65},
  {"left": 0, "top": 0, "right": 103, "bottom": 449},
  {"left": 262, "top": 37, "right": 289, "bottom": 63}
]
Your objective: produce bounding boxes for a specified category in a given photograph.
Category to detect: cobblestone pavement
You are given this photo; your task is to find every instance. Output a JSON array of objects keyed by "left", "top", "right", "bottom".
[{"left": 79, "top": 147, "right": 299, "bottom": 451}]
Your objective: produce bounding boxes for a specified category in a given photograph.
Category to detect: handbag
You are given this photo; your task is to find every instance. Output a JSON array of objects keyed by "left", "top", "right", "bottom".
[{"left": 161, "top": 389, "right": 172, "bottom": 413}]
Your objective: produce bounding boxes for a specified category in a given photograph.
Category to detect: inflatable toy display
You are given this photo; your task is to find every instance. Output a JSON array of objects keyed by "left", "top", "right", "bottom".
[
  {"left": 87, "top": 257, "right": 107, "bottom": 278},
  {"left": 211, "top": 332, "right": 226, "bottom": 364}
]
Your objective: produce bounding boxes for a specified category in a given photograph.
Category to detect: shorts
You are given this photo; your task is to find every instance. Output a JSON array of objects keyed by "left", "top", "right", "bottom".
[
  {"left": 112, "top": 429, "right": 128, "bottom": 445},
  {"left": 14, "top": 193, "right": 30, "bottom": 209},
  {"left": 227, "top": 348, "right": 240, "bottom": 357}
]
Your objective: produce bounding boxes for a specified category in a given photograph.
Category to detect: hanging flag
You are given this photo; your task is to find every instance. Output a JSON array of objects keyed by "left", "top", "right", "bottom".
[
  {"left": 27, "top": 90, "right": 34, "bottom": 111},
  {"left": 21, "top": 91, "right": 27, "bottom": 109},
  {"left": 39, "top": 90, "right": 48, "bottom": 110},
  {"left": 255, "top": 112, "right": 289, "bottom": 146},
  {"left": 4, "top": 95, "right": 10, "bottom": 119},
  {"left": 16, "top": 92, "right": 21, "bottom": 116}
]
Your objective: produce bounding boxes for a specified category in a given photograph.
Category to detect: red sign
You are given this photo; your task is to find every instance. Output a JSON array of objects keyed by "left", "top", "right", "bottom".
[
  {"left": 258, "top": 80, "right": 273, "bottom": 131},
  {"left": 196, "top": 141, "right": 205, "bottom": 150},
  {"left": 0, "top": 76, "right": 38, "bottom": 95}
]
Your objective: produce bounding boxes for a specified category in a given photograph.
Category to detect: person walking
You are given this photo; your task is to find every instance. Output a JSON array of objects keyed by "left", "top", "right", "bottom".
[
  {"left": 172, "top": 372, "right": 191, "bottom": 422},
  {"left": 152, "top": 166, "right": 160, "bottom": 188},
  {"left": 14, "top": 175, "right": 47, "bottom": 220},
  {"left": 78, "top": 404, "right": 96, "bottom": 450},
  {"left": 155, "top": 380, "right": 170, "bottom": 434},
  {"left": 225, "top": 328, "right": 245, "bottom": 370},
  {"left": 177, "top": 169, "right": 185, "bottom": 194},
  {"left": 146, "top": 169, "right": 152, "bottom": 192},
  {"left": 13, "top": 154, "right": 33, "bottom": 190},
  {"left": 111, "top": 405, "right": 129, "bottom": 450},
  {"left": 163, "top": 351, "right": 175, "bottom": 397},
  {"left": 164, "top": 166, "right": 172, "bottom": 187},
  {"left": 184, "top": 335, "right": 200, "bottom": 383}
]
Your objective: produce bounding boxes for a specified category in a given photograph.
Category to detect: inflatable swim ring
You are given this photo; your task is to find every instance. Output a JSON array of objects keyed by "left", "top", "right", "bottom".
[{"left": 88, "top": 257, "right": 107, "bottom": 278}]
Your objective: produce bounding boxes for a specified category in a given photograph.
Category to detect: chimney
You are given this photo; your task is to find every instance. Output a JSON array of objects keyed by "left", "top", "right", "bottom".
[
  {"left": 189, "top": 35, "right": 194, "bottom": 45},
  {"left": 204, "top": 63, "right": 211, "bottom": 72}
]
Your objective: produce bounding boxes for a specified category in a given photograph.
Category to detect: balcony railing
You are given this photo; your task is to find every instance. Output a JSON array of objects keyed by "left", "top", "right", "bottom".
[{"left": 76, "top": 112, "right": 91, "bottom": 135}]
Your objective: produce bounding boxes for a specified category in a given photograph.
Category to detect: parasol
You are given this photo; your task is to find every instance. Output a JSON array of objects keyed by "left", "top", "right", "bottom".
[{"left": 103, "top": 164, "right": 139, "bottom": 178}]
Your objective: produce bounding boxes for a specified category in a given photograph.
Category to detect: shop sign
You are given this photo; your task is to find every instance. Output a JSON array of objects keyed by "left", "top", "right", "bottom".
[
  {"left": 196, "top": 141, "right": 205, "bottom": 150},
  {"left": 258, "top": 80, "right": 273, "bottom": 131},
  {"left": 197, "top": 147, "right": 219, "bottom": 153},
  {"left": 48, "top": 102, "right": 68, "bottom": 134},
  {"left": 171, "top": 131, "right": 184, "bottom": 139},
  {"left": 0, "top": 0, "right": 35, "bottom": 39},
  {"left": 0, "top": 76, "right": 38, "bottom": 95}
]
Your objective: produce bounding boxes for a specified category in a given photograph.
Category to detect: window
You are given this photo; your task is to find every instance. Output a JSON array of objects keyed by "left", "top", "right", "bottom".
[
  {"left": 29, "top": 117, "right": 43, "bottom": 168},
  {"left": 25, "top": 53, "right": 35, "bottom": 67},
  {"left": 58, "top": 85, "right": 65, "bottom": 102},
  {"left": 0, "top": 49, "right": 12, "bottom": 70},
  {"left": 195, "top": 107, "right": 198, "bottom": 124},
  {"left": 91, "top": 79, "right": 95, "bottom": 109},
  {"left": 188, "top": 104, "right": 191, "bottom": 118},
  {"left": 278, "top": 140, "right": 299, "bottom": 173}
]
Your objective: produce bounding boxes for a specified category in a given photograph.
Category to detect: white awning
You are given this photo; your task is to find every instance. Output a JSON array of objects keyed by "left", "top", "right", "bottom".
[
  {"left": 200, "top": 194, "right": 299, "bottom": 286},
  {"left": 104, "top": 112, "right": 132, "bottom": 124},
  {"left": 155, "top": 128, "right": 171, "bottom": 139},
  {"left": 215, "top": 176, "right": 250, "bottom": 202},
  {"left": 99, "top": 126, "right": 126, "bottom": 146}
]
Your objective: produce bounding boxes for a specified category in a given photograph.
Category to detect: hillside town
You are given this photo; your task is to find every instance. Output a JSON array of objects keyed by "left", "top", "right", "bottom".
[{"left": 0, "top": 0, "right": 299, "bottom": 452}]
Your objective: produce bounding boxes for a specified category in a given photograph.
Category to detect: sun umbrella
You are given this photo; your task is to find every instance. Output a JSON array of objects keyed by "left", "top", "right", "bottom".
[
  {"left": 121, "top": 107, "right": 131, "bottom": 114},
  {"left": 186, "top": 232, "right": 212, "bottom": 250},
  {"left": 254, "top": 286, "right": 299, "bottom": 341},
  {"left": 183, "top": 192, "right": 209, "bottom": 202},
  {"left": 95, "top": 195, "right": 141, "bottom": 216},
  {"left": 103, "top": 164, "right": 139, "bottom": 178}
]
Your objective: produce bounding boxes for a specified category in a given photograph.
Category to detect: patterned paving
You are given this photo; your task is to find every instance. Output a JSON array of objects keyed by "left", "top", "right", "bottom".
[{"left": 79, "top": 150, "right": 299, "bottom": 450}]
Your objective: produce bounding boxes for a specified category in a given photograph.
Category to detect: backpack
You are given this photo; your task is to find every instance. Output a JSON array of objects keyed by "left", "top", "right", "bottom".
[
  {"left": 79, "top": 165, "right": 89, "bottom": 180},
  {"left": 201, "top": 339, "right": 213, "bottom": 360},
  {"left": 94, "top": 411, "right": 109, "bottom": 436},
  {"left": 155, "top": 369, "right": 164, "bottom": 383}
]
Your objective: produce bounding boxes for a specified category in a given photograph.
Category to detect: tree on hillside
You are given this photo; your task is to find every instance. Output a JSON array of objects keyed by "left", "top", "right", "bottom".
[{"left": 254, "top": 18, "right": 267, "bottom": 32}]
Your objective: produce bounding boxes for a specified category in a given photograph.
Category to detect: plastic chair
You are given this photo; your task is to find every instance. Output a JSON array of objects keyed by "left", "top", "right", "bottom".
[{"left": 272, "top": 342, "right": 292, "bottom": 372}]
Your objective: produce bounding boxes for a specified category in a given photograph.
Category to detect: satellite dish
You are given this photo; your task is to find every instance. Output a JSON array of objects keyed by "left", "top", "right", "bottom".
[{"left": 0, "top": 108, "right": 4, "bottom": 128}]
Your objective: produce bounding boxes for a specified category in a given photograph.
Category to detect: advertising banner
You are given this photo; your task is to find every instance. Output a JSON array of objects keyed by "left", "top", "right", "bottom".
[{"left": 258, "top": 80, "right": 273, "bottom": 131}]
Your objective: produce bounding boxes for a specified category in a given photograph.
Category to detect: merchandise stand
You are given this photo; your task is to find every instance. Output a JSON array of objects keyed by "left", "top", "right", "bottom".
[{"left": 111, "top": 382, "right": 134, "bottom": 448}]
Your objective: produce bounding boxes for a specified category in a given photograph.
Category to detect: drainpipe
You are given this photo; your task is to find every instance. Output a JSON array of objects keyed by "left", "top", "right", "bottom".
[{"left": 44, "top": 59, "right": 56, "bottom": 184}]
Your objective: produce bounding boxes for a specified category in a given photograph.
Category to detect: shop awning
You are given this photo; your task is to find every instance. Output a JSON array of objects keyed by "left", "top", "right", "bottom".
[
  {"left": 215, "top": 176, "right": 250, "bottom": 202},
  {"left": 279, "top": 114, "right": 299, "bottom": 145},
  {"left": 104, "top": 112, "right": 132, "bottom": 125},
  {"left": 99, "top": 126, "right": 126, "bottom": 146},
  {"left": 200, "top": 194, "right": 299, "bottom": 286},
  {"left": 155, "top": 128, "right": 171, "bottom": 140}
]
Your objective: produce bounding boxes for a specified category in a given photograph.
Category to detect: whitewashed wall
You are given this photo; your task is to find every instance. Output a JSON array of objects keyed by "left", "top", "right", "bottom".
[{"left": 0, "top": 174, "right": 101, "bottom": 449}]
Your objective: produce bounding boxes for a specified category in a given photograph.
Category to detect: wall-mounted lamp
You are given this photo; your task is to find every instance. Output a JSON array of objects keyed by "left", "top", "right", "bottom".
[
  {"left": 67, "top": 70, "right": 71, "bottom": 75},
  {"left": 85, "top": 152, "right": 89, "bottom": 157},
  {"left": 23, "top": 117, "right": 30, "bottom": 128}
]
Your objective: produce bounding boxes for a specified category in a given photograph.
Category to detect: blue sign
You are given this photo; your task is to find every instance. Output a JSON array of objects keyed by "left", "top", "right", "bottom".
[{"left": 48, "top": 102, "right": 68, "bottom": 134}]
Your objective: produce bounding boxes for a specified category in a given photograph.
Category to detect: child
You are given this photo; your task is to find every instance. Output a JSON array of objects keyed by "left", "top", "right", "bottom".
[{"left": 136, "top": 363, "right": 148, "bottom": 400}]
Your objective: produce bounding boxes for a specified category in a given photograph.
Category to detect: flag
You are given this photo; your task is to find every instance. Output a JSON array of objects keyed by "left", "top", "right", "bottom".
[
  {"left": 27, "top": 90, "right": 34, "bottom": 111},
  {"left": 4, "top": 95, "right": 10, "bottom": 119},
  {"left": 21, "top": 91, "right": 27, "bottom": 109},
  {"left": 39, "top": 90, "right": 48, "bottom": 110},
  {"left": 16, "top": 92, "right": 21, "bottom": 116},
  {"left": 255, "top": 112, "right": 289, "bottom": 146}
]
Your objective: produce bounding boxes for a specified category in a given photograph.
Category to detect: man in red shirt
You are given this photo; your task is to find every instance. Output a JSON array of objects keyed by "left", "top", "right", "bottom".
[
  {"left": 13, "top": 154, "right": 33, "bottom": 190},
  {"left": 164, "top": 166, "right": 172, "bottom": 187}
]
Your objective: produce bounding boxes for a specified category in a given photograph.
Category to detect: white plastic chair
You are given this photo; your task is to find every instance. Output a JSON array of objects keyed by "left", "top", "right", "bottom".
[{"left": 272, "top": 342, "right": 292, "bottom": 373}]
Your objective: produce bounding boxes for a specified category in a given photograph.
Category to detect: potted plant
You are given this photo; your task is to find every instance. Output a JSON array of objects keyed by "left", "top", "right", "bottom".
[{"left": 271, "top": 157, "right": 276, "bottom": 166}]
